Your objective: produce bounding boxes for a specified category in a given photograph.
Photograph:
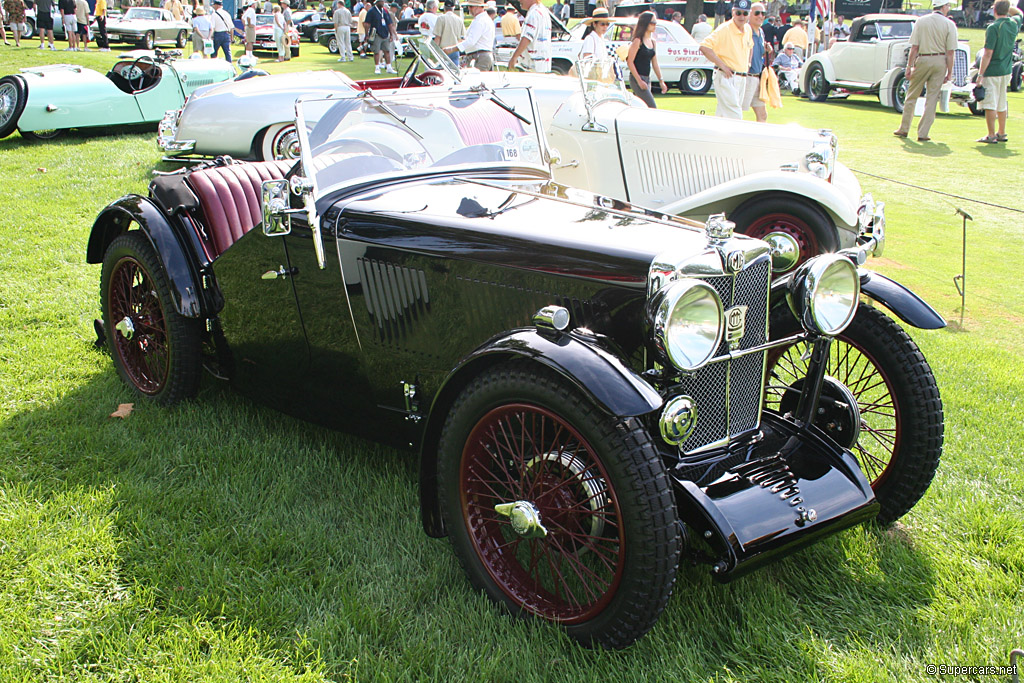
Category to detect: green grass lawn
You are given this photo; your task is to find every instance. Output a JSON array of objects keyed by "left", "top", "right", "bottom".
[{"left": 1, "top": 37, "right": 1023, "bottom": 682}]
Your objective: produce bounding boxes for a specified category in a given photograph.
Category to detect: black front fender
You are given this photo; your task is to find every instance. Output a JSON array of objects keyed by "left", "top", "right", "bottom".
[
  {"left": 418, "top": 328, "right": 663, "bottom": 537},
  {"left": 859, "top": 270, "right": 946, "bottom": 330},
  {"left": 770, "top": 268, "right": 946, "bottom": 330},
  {"left": 88, "top": 195, "right": 211, "bottom": 319}
]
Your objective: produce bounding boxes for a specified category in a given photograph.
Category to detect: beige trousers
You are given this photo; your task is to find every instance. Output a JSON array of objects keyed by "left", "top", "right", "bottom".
[{"left": 897, "top": 54, "right": 947, "bottom": 138}]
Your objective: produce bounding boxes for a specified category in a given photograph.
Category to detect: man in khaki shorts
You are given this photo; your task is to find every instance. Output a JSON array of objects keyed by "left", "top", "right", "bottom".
[
  {"left": 975, "top": 0, "right": 1023, "bottom": 143},
  {"left": 893, "top": 0, "right": 957, "bottom": 142}
]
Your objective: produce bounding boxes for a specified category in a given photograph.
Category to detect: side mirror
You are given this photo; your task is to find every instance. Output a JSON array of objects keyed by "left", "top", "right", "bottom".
[{"left": 261, "top": 179, "right": 292, "bottom": 236}]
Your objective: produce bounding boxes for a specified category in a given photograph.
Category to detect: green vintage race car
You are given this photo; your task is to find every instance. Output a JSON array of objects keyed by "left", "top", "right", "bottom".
[{"left": 0, "top": 50, "right": 234, "bottom": 141}]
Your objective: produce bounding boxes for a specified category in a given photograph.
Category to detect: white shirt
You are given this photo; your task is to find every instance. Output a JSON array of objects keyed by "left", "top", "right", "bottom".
[
  {"left": 579, "top": 31, "right": 606, "bottom": 58},
  {"left": 690, "top": 21, "right": 712, "bottom": 42},
  {"left": 418, "top": 10, "right": 436, "bottom": 35},
  {"left": 210, "top": 7, "right": 233, "bottom": 32},
  {"left": 243, "top": 5, "right": 256, "bottom": 26},
  {"left": 457, "top": 10, "right": 495, "bottom": 53},
  {"left": 520, "top": 2, "right": 551, "bottom": 72},
  {"left": 192, "top": 13, "right": 212, "bottom": 36},
  {"left": 401, "top": 6, "right": 414, "bottom": 19}
]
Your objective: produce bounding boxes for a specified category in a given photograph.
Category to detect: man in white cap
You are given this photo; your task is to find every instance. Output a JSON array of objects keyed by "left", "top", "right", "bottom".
[
  {"left": 893, "top": 0, "right": 957, "bottom": 142},
  {"left": 506, "top": 0, "right": 550, "bottom": 72},
  {"left": 209, "top": 0, "right": 235, "bottom": 65},
  {"left": 445, "top": 0, "right": 495, "bottom": 69}
]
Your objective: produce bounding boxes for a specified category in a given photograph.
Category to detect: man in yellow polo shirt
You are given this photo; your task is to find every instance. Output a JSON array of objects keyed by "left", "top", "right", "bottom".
[
  {"left": 781, "top": 16, "right": 808, "bottom": 57},
  {"left": 700, "top": 0, "right": 754, "bottom": 119}
]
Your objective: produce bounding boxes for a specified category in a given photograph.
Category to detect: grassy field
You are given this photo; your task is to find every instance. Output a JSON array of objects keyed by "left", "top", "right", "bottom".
[{"left": 1, "top": 34, "right": 1023, "bottom": 682}]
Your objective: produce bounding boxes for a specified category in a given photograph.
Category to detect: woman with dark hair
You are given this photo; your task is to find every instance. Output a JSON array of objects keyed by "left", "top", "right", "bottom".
[
  {"left": 626, "top": 10, "right": 667, "bottom": 107},
  {"left": 579, "top": 6, "right": 610, "bottom": 59}
]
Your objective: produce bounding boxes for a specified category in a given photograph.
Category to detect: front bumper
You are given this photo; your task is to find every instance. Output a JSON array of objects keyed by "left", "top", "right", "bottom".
[
  {"left": 855, "top": 194, "right": 885, "bottom": 258},
  {"left": 672, "top": 412, "right": 879, "bottom": 580},
  {"left": 157, "top": 109, "right": 195, "bottom": 154}
]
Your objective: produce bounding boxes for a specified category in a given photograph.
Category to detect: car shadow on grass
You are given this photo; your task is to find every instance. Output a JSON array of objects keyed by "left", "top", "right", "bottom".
[{"left": 0, "top": 349, "right": 939, "bottom": 680}]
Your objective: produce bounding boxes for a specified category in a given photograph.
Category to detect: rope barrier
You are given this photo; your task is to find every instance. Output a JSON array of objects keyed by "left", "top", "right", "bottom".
[{"left": 850, "top": 168, "right": 1024, "bottom": 214}]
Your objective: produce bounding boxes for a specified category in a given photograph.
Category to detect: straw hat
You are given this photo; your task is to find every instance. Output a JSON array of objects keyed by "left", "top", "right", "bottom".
[{"left": 582, "top": 7, "right": 611, "bottom": 24}]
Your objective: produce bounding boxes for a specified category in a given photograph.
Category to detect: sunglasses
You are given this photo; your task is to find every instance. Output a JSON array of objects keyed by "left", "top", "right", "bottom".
[
  {"left": 752, "top": 9, "right": 765, "bottom": 15},
  {"left": 733, "top": 10, "right": 748, "bottom": 16}
]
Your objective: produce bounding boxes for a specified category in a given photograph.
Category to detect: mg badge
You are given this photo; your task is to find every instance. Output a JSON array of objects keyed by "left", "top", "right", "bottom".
[
  {"left": 725, "top": 305, "right": 748, "bottom": 344},
  {"left": 727, "top": 250, "right": 746, "bottom": 273}
]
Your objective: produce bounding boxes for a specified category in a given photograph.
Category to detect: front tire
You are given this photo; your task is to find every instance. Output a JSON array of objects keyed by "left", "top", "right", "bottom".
[
  {"left": 23, "top": 17, "right": 36, "bottom": 39},
  {"left": 142, "top": 30, "right": 155, "bottom": 50},
  {"left": 893, "top": 72, "right": 909, "bottom": 113},
  {"left": 100, "top": 232, "right": 202, "bottom": 405},
  {"left": 729, "top": 194, "right": 838, "bottom": 270},
  {"left": 680, "top": 68, "right": 712, "bottom": 94},
  {"left": 438, "top": 363, "right": 681, "bottom": 649},
  {"left": 176, "top": 29, "right": 187, "bottom": 48},
  {"left": 765, "top": 305, "right": 943, "bottom": 524},
  {"left": 806, "top": 63, "right": 830, "bottom": 102},
  {"left": 291, "top": 45, "right": 300, "bottom": 58},
  {"left": 551, "top": 59, "right": 571, "bottom": 76},
  {"left": 0, "top": 75, "right": 28, "bottom": 139},
  {"left": 1010, "top": 64, "right": 1022, "bottom": 92},
  {"left": 327, "top": 36, "right": 338, "bottom": 53}
]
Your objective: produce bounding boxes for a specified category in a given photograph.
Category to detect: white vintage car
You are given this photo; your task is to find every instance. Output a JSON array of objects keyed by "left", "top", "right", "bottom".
[
  {"left": 159, "top": 40, "right": 881, "bottom": 264},
  {"left": 105, "top": 7, "right": 192, "bottom": 51},
  {"left": 495, "top": 14, "right": 715, "bottom": 93},
  {"left": 800, "top": 13, "right": 975, "bottom": 113}
]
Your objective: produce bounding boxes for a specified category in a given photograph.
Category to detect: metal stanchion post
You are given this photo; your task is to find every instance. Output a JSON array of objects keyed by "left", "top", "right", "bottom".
[{"left": 953, "top": 207, "right": 972, "bottom": 327}]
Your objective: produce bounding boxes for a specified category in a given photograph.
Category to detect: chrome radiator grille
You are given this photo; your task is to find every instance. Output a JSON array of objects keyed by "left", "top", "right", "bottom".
[{"left": 676, "top": 257, "right": 771, "bottom": 453}]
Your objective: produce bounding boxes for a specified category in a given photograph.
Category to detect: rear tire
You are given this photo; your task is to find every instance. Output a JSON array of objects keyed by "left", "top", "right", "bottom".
[
  {"left": 21, "top": 128, "right": 64, "bottom": 141},
  {"left": 143, "top": 30, "right": 155, "bottom": 50},
  {"left": 551, "top": 59, "right": 570, "bottom": 76},
  {"left": 291, "top": 45, "right": 300, "bottom": 58},
  {"left": 100, "top": 232, "right": 202, "bottom": 405},
  {"left": 259, "top": 121, "right": 301, "bottom": 160},
  {"left": 176, "top": 30, "right": 187, "bottom": 48},
  {"left": 0, "top": 75, "right": 28, "bottom": 139},
  {"left": 23, "top": 17, "right": 36, "bottom": 39},
  {"left": 680, "top": 68, "right": 712, "bottom": 94},
  {"left": 438, "top": 362, "right": 681, "bottom": 649},
  {"left": 327, "top": 36, "right": 338, "bottom": 53}
]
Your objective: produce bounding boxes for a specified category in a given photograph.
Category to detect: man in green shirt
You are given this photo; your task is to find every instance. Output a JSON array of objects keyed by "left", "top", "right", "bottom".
[{"left": 976, "top": 0, "right": 1023, "bottom": 143}]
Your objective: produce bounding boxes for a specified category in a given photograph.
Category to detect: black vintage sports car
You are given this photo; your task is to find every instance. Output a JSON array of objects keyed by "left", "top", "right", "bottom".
[{"left": 88, "top": 86, "right": 944, "bottom": 648}]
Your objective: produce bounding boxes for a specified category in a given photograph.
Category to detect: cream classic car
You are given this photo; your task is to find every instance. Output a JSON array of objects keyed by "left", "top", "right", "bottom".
[
  {"left": 495, "top": 14, "right": 716, "bottom": 93},
  {"left": 160, "top": 41, "right": 882, "bottom": 266},
  {"left": 800, "top": 13, "right": 975, "bottom": 113}
]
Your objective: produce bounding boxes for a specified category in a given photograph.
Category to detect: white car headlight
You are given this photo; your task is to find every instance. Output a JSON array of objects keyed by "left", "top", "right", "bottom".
[
  {"left": 806, "top": 130, "right": 837, "bottom": 180},
  {"left": 650, "top": 279, "right": 723, "bottom": 372},
  {"left": 789, "top": 254, "right": 859, "bottom": 336}
]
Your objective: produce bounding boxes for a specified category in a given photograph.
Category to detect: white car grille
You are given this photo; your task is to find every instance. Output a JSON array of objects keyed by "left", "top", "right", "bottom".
[{"left": 633, "top": 149, "right": 745, "bottom": 198}]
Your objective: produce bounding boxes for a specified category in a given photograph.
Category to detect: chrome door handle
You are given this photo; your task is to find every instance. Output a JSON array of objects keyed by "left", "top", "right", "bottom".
[{"left": 261, "top": 266, "right": 296, "bottom": 280}]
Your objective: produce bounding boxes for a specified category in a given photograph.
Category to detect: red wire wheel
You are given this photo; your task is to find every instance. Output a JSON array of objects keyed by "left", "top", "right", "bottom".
[
  {"left": 106, "top": 255, "right": 171, "bottom": 395},
  {"left": 100, "top": 232, "right": 201, "bottom": 405},
  {"left": 729, "top": 196, "right": 839, "bottom": 272},
  {"left": 765, "top": 305, "right": 943, "bottom": 524},
  {"left": 438, "top": 364, "right": 681, "bottom": 648},
  {"left": 459, "top": 403, "right": 625, "bottom": 624},
  {"left": 743, "top": 212, "right": 820, "bottom": 267}
]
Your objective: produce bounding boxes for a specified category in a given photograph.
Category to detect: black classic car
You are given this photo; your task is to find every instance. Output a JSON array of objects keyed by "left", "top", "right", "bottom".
[{"left": 88, "top": 87, "right": 944, "bottom": 648}]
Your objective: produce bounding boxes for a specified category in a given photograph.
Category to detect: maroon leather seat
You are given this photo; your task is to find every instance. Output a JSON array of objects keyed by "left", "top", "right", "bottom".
[{"left": 186, "top": 160, "right": 294, "bottom": 259}]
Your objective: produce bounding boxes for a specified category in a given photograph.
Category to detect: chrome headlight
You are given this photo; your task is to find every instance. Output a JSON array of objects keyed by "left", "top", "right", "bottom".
[
  {"left": 649, "top": 279, "right": 724, "bottom": 372},
  {"left": 806, "top": 130, "right": 837, "bottom": 180},
  {"left": 788, "top": 254, "right": 859, "bottom": 336}
]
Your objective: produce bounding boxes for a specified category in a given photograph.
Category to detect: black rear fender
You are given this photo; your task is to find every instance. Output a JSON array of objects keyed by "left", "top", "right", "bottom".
[{"left": 88, "top": 195, "right": 216, "bottom": 319}]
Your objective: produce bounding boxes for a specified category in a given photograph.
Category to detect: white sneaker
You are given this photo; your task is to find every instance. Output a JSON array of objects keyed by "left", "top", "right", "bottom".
[
  {"left": 38, "top": 44, "right": 45, "bottom": 49},
  {"left": 99, "top": 47, "right": 109, "bottom": 51},
  {"left": 385, "top": 65, "right": 397, "bottom": 74},
  {"left": 49, "top": 44, "right": 56, "bottom": 50},
  {"left": 374, "top": 65, "right": 381, "bottom": 74}
]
